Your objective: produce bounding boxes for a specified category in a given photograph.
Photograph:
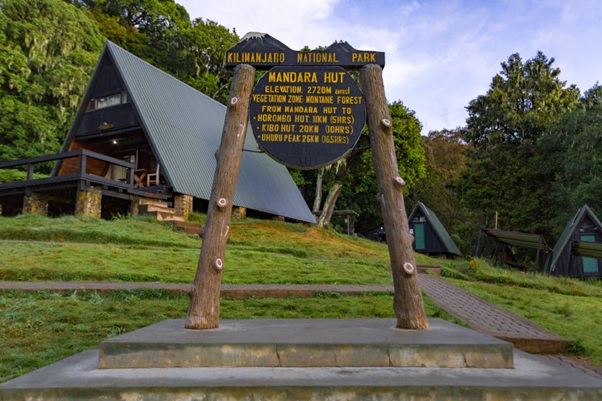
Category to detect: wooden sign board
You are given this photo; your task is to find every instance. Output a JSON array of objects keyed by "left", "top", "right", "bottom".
[
  {"left": 225, "top": 33, "right": 385, "bottom": 168},
  {"left": 225, "top": 33, "right": 385, "bottom": 70},
  {"left": 249, "top": 66, "right": 365, "bottom": 169}
]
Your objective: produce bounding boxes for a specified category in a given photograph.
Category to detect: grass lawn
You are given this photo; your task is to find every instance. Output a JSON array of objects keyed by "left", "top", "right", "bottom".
[{"left": 0, "top": 214, "right": 600, "bottom": 383}]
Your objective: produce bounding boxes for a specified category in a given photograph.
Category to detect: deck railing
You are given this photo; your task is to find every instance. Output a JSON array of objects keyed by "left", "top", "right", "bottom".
[{"left": 0, "top": 149, "right": 136, "bottom": 191}]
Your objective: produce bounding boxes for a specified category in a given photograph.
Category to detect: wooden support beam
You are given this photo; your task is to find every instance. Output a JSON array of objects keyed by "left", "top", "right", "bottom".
[
  {"left": 360, "top": 64, "right": 429, "bottom": 330},
  {"left": 185, "top": 64, "right": 256, "bottom": 329}
]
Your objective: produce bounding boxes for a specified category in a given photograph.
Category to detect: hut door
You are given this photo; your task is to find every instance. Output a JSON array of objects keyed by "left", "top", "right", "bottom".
[
  {"left": 580, "top": 235, "right": 600, "bottom": 275},
  {"left": 414, "top": 223, "right": 426, "bottom": 250}
]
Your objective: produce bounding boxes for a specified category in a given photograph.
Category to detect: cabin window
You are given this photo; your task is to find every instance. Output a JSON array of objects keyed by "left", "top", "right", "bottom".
[
  {"left": 580, "top": 234, "right": 599, "bottom": 274},
  {"left": 87, "top": 92, "right": 128, "bottom": 111}
]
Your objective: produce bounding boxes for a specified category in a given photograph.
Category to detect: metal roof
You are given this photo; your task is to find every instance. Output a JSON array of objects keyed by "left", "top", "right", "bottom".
[
  {"left": 550, "top": 204, "right": 602, "bottom": 272},
  {"left": 481, "top": 229, "right": 550, "bottom": 251},
  {"left": 572, "top": 241, "right": 602, "bottom": 259},
  {"left": 101, "top": 41, "right": 315, "bottom": 223},
  {"left": 409, "top": 202, "right": 462, "bottom": 256}
]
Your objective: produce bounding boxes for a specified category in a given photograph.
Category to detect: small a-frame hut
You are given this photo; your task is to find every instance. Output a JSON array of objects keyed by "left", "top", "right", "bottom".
[
  {"left": 549, "top": 205, "right": 602, "bottom": 278},
  {"left": 408, "top": 202, "right": 462, "bottom": 257}
]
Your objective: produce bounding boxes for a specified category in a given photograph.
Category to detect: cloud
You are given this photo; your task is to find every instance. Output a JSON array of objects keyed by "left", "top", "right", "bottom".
[{"left": 177, "top": 0, "right": 602, "bottom": 134}]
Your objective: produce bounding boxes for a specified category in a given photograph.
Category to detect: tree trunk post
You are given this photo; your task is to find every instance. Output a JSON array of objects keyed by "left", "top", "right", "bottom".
[
  {"left": 360, "top": 64, "right": 429, "bottom": 330},
  {"left": 185, "top": 64, "right": 256, "bottom": 329},
  {"left": 312, "top": 167, "right": 324, "bottom": 213},
  {"left": 317, "top": 159, "right": 347, "bottom": 229}
]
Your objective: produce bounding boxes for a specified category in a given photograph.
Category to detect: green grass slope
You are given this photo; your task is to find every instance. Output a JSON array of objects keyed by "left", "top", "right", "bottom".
[{"left": 0, "top": 214, "right": 600, "bottom": 383}]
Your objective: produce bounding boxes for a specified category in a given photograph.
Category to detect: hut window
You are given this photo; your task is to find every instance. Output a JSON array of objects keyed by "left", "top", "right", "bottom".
[{"left": 87, "top": 92, "right": 128, "bottom": 111}]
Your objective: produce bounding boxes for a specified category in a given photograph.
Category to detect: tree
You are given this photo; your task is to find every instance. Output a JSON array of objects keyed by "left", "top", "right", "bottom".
[
  {"left": 316, "top": 159, "right": 346, "bottom": 229},
  {"left": 178, "top": 19, "right": 239, "bottom": 103},
  {"left": 78, "top": 0, "right": 238, "bottom": 104},
  {"left": 335, "top": 101, "right": 425, "bottom": 232},
  {"left": 542, "top": 84, "right": 602, "bottom": 236},
  {"left": 0, "top": 0, "right": 104, "bottom": 163},
  {"left": 410, "top": 128, "right": 471, "bottom": 252},
  {"left": 459, "top": 51, "right": 579, "bottom": 238}
]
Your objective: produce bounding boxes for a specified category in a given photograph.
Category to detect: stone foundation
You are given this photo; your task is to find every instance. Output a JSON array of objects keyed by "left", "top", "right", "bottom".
[
  {"left": 233, "top": 207, "right": 246, "bottom": 220},
  {"left": 174, "top": 194, "right": 193, "bottom": 218},
  {"left": 75, "top": 189, "right": 102, "bottom": 218},
  {"left": 129, "top": 197, "right": 141, "bottom": 217},
  {"left": 22, "top": 192, "right": 49, "bottom": 216}
]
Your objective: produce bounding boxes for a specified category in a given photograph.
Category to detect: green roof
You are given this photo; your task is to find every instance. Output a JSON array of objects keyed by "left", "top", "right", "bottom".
[
  {"left": 481, "top": 229, "right": 550, "bottom": 251},
  {"left": 572, "top": 241, "right": 602, "bottom": 259}
]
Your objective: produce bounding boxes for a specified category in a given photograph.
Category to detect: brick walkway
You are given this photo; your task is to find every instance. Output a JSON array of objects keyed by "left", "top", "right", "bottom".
[{"left": 2, "top": 275, "right": 600, "bottom": 379}]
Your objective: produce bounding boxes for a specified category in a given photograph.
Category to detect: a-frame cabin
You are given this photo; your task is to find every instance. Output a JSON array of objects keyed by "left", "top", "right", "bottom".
[
  {"left": 0, "top": 41, "right": 315, "bottom": 223},
  {"left": 549, "top": 205, "right": 602, "bottom": 279},
  {"left": 408, "top": 202, "right": 462, "bottom": 258}
]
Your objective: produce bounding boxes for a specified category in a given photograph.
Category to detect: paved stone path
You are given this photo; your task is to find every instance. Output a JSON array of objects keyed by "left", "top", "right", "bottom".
[
  {"left": 2, "top": 275, "right": 600, "bottom": 378},
  {"left": 417, "top": 274, "right": 571, "bottom": 354}
]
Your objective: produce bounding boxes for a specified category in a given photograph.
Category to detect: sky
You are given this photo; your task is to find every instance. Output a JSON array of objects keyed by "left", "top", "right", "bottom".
[{"left": 176, "top": 0, "right": 602, "bottom": 135}]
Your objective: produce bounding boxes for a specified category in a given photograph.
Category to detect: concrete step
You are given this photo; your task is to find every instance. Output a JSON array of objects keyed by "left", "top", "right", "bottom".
[
  {"left": 173, "top": 221, "right": 203, "bottom": 236},
  {"left": 98, "top": 319, "right": 514, "bottom": 369},
  {"left": 138, "top": 198, "right": 171, "bottom": 208},
  {"left": 138, "top": 203, "right": 174, "bottom": 214},
  {"left": 153, "top": 211, "right": 185, "bottom": 222},
  {"left": 138, "top": 203, "right": 185, "bottom": 222}
]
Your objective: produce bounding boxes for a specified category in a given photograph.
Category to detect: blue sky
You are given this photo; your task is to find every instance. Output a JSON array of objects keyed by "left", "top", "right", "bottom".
[{"left": 177, "top": 0, "right": 601, "bottom": 134}]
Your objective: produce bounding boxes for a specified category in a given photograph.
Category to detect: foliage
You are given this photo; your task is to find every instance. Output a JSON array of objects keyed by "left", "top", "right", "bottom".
[
  {"left": 0, "top": 169, "right": 47, "bottom": 183},
  {"left": 77, "top": 0, "right": 238, "bottom": 104},
  {"left": 540, "top": 84, "right": 602, "bottom": 235},
  {"left": 458, "top": 52, "right": 580, "bottom": 240},
  {"left": 0, "top": 0, "right": 104, "bottom": 165},
  {"left": 333, "top": 101, "right": 426, "bottom": 232},
  {"left": 178, "top": 19, "right": 239, "bottom": 103},
  {"left": 409, "top": 128, "right": 473, "bottom": 253}
]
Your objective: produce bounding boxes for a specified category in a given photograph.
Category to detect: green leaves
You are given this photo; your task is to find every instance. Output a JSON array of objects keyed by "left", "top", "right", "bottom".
[
  {"left": 459, "top": 51, "right": 580, "bottom": 237},
  {"left": 0, "top": 0, "right": 104, "bottom": 162}
]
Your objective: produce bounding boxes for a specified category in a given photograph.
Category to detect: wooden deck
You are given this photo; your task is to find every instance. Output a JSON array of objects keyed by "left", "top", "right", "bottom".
[{"left": 0, "top": 150, "right": 170, "bottom": 216}]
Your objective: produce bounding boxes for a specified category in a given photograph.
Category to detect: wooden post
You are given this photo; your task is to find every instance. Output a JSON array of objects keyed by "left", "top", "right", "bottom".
[
  {"left": 185, "top": 64, "right": 256, "bottom": 329},
  {"left": 360, "top": 64, "right": 429, "bottom": 330}
]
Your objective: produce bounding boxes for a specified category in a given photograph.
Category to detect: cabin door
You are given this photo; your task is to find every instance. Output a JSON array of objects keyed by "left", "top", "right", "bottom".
[{"left": 414, "top": 223, "right": 426, "bottom": 251}]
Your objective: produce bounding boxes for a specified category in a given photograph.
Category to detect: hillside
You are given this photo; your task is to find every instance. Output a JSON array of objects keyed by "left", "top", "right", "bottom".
[{"left": 0, "top": 214, "right": 600, "bottom": 383}]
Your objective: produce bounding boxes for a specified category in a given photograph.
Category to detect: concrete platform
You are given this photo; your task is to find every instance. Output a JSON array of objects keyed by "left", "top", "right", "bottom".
[
  {"left": 98, "top": 318, "right": 514, "bottom": 369},
  {"left": 1, "top": 319, "right": 602, "bottom": 401}
]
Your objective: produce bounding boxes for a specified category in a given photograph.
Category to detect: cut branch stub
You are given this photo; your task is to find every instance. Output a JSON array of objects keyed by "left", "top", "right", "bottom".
[
  {"left": 381, "top": 118, "right": 392, "bottom": 127},
  {"left": 217, "top": 198, "right": 228, "bottom": 208},
  {"left": 394, "top": 176, "right": 405, "bottom": 187},
  {"left": 230, "top": 96, "right": 238, "bottom": 105},
  {"left": 213, "top": 258, "right": 223, "bottom": 271},
  {"left": 403, "top": 262, "right": 415, "bottom": 274}
]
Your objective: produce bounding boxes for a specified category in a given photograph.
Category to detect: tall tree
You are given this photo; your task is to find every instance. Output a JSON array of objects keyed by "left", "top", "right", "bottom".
[
  {"left": 77, "top": 0, "right": 238, "bottom": 103},
  {"left": 459, "top": 52, "right": 579, "bottom": 238},
  {"left": 0, "top": 0, "right": 104, "bottom": 163},
  {"left": 178, "top": 19, "right": 239, "bottom": 103},
  {"left": 542, "top": 84, "right": 602, "bottom": 236}
]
